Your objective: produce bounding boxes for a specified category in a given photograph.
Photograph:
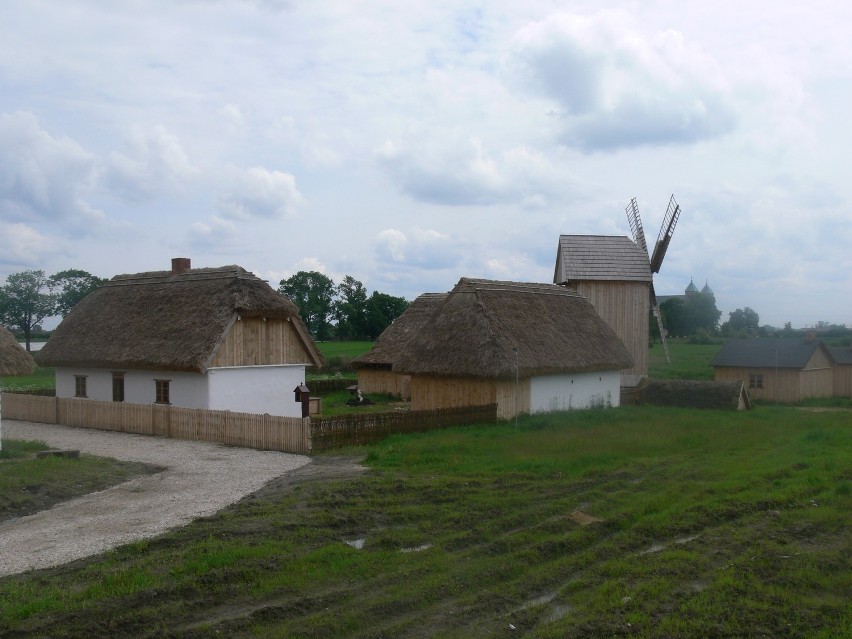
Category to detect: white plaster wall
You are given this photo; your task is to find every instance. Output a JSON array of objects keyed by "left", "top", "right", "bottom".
[
  {"left": 530, "top": 370, "right": 621, "bottom": 413},
  {"left": 55, "top": 367, "right": 208, "bottom": 408},
  {"left": 207, "top": 365, "right": 306, "bottom": 417}
]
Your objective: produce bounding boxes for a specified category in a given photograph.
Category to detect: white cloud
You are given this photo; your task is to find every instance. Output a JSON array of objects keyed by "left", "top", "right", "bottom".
[
  {"left": 0, "top": 221, "right": 65, "bottom": 267},
  {"left": 214, "top": 165, "right": 304, "bottom": 220},
  {"left": 0, "top": 111, "right": 97, "bottom": 224},
  {"left": 102, "top": 124, "right": 199, "bottom": 202},
  {"left": 508, "top": 11, "right": 737, "bottom": 151}
]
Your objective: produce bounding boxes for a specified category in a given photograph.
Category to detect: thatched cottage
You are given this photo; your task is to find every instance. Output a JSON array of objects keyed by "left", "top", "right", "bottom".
[
  {"left": 37, "top": 259, "right": 323, "bottom": 418},
  {"left": 711, "top": 337, "right": 834, "bottom": 403},
  {"left": 393, "top": 278, "right": 633, "bottom": 420},
  {"left": 554, "top": 235, "right": 652, "bottom": 387},
  {"left": 352, "top": 293, "right": 447, "bottom": 399},
  {"left": 0, "top": 325, "right": 35, "bottom": 376}
]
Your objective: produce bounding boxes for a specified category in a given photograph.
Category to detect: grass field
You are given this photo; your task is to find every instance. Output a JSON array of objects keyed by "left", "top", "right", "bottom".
[
  {"left": 0, "top": 366, "right": 55, "bottom": 393},
  {"left": 1, "top": 406, "right": 849, "bottom": 637},
  {"left": 649, "top": 340, "right": 720, "bottom": 380}
]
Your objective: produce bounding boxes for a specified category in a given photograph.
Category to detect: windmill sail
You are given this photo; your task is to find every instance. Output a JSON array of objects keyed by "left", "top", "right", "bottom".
[
  {"left": 625, "top": 198, "right": 649, "bottom": 257},
  {"left": 650, "top": 195, "right": 681, "bottom": 273}
]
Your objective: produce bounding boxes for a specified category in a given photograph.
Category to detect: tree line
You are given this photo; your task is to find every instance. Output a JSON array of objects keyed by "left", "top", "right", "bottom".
[
  {"left": 1, "top": 268, "right": 409, "bottom": 351},
  {"left": 278, "top": 271, "right": 408, "bottom": 341}
]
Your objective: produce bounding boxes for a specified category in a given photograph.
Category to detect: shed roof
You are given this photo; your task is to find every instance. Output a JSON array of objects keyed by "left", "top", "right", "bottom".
[
  {"left": 0, "top": 325, "right": 36, "bottom": 376},
  {"left": 36, "top": 265, "right": 323, "bottom": 372},
  {"left": 554, "top": 235, "right": 652, "bottom": 284},
  {"left": 711, "top": 338, "right": 831, "bottom": 370},
  {"left": 352, "top": 293, "right": 447, "bottom": 369},
  {"left": 828, "top": 346, "right": 852, "bottom": 365},
  {"left": 394, "top": 278, "right": 633, "bottom": 379}
]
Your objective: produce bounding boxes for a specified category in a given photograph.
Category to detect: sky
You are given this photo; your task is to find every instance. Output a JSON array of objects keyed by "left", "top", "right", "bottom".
[{"left": 1, "top": 0, "right": 851, "bottom": 330}]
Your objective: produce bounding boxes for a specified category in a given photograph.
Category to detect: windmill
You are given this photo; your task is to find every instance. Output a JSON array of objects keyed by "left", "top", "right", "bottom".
[{"left": 625, "top": 195, "right": 682, "bottom": 363}]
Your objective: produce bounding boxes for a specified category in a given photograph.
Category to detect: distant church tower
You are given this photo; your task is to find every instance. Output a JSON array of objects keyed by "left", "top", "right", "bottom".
[{"left": 685, "top": 278, "right": 699, "bottom": 296}]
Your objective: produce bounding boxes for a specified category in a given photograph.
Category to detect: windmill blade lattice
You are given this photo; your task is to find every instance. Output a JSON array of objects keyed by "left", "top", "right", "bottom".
[{"left": 650, "top": 195, "right": 681, "bottom": 273}]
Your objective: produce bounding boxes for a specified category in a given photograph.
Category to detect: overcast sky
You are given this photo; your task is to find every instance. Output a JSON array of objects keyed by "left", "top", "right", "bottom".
[{"left": 2, "top": 0, "right": 850, "bottom": 329}]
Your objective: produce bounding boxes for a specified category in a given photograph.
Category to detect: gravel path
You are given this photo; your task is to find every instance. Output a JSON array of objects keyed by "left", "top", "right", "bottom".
[{"left": 0, "top": 420, "right": 310, "bottom": 577}]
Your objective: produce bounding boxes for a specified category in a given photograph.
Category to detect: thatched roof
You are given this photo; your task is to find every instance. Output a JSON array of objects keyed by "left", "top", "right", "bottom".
[
  {"left": 0, "top": 325, "right": 36, "bottom": 376},
  {"left": 711, "top": 338, "right": 831, "bottom": 370},
  {"left": 554, "top": 235, "right": 652, "bottom": 284},
  {"left": 393, "top": 278, "right": 633, "bottom": 379},
  {"left": 352, "top": 293, "right": 447, "bottom": 369},
  {"left": 36, "top": 265, "right": 323, "bottom": 372}
]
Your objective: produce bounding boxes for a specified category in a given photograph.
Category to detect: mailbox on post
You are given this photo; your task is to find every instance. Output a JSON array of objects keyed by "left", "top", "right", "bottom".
[{"left": 294, "top": 383, "right": 310, "bottom": 418}]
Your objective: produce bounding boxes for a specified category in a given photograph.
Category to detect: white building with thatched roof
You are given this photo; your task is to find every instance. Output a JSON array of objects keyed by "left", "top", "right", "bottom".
[
  {"left": 393, "top": 278, "right": 633, "bottom": 420},
  {"left": 37, "top": 259, "right": 323, "bottom": 418},
  {"left": 352, "top": 293, "right": 447, "bottom": 399}
]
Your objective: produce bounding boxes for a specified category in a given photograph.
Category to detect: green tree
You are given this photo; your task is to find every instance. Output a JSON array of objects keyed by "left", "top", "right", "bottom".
[
  {"left": 333, "top": 275, "right": 368, "bottom": 339},
  {"left": 721, "top": 307, "right": 760, "bottom": 336},
  {"left": 278, "top": 271, "right": 335, "bottom": 341},
  {"left": 364, "top": 291, "right": 409, "bottom": 340},
  {"left": 0, "top": 270, "right": 56, "bottom": 351},
  {"left": 49, "top": 269, "right": 108, "bottom": 318}
]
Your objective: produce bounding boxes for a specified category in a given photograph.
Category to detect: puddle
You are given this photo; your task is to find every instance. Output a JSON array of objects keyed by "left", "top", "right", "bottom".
[
  {"left": 400, "top": 543, "right": 432, "bottom": 553},
  {"left": 344, "top": 538, "right": 365, "bottom": 549}
]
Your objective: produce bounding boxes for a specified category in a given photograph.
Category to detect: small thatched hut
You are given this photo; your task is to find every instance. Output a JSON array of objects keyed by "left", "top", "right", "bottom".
[
  {"left": 393, "top": 278, "right": 633, "bottom": 420},
  {"left": 0, "top": 325, "right": 36, "bottom": 377},
  {"left": 352, "top": 293, "right": 447, "bottom": 399},
  {"left": 638, "top": 379, "right": 751, "bottom": 410},
  {"left": 37, "top": 258, "right": 323, "bottom": 417}
]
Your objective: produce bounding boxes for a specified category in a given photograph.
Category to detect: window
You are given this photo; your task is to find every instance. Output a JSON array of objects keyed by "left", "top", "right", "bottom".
[
  {"left": 155, "top": 379, "right": 170, "bottom": 404},
  {"left": 74, "top": 375, "right": 87, "bottom": 398},
  {"left": 749, "top": 373, "right": 763, "bottom": 389},
  {"left": 112, "top": 373, "right": 125, "bottom": 402}
]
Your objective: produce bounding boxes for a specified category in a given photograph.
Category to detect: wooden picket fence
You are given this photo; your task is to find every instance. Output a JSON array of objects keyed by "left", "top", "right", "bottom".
[
  {"left": 1, "top": 392, "right": 311, "bottom": 454},
  {"left": 311, "top": 404, "right": 497, "bottom": 451}
]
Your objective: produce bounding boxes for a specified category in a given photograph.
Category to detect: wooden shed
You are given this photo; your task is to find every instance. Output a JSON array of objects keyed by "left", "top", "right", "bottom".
[
  {"left": 352, "top": 293, "right": 446, "bottom": 399},
  {"left": 829, "top": 346, "right": 852, "bottom": 397},
  {"left": 393, "top": 278, "right": 633, "bottom": 420},
  {"left": 711, "top": 337, "right": 834, "bottom": 403},
  {"left": 0, "top": 325, "right": 36, "bottom": 376},
  {"left": 554, "top": 235, "right": 651, "bottom": 387},
  {"left": 36, "top": 259, "right": 323, "bottom": 417}
]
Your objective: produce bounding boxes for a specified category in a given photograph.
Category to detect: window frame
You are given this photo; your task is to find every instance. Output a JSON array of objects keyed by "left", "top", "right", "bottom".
[
  {"left": 155, "top": 379, "right": 171, "bottom": 405},
  {"left": 112, "top": 372, "right": 125, "bottom": 403},
  {"left": 748, "top": 373, "right": 764, "bottom": 390},
  {"left": 74, "top": 375, "right": 88, "bottom": 398}
]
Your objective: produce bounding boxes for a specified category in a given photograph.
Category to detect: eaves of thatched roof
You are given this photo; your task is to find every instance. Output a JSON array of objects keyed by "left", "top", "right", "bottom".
[
  {"left": 352, "top": 293, "right": 447, "bottom": 369},
  {"left": 0, "top": 325, "right": 36, "bottom": 376},
  {"left": 36, "top": 265, "right": 323, "bottom": 372},
  {"left": 393, "top": 278, "right": 633, "bottom": 379}
]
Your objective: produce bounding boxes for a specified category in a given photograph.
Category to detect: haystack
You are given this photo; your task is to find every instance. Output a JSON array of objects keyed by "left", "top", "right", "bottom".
[{"left": 0, "top": 325, "right": 35, "bottom": 376}]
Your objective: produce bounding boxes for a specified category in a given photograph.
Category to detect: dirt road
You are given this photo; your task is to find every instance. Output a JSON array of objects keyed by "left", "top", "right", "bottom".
[{"left": 0, "top": 420, "right": 310, "bottom": 577}]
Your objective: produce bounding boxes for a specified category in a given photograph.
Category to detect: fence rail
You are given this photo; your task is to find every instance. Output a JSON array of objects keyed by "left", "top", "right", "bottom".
[
  {"left": 311, "top": 404, "right": 497, "bottom": 451},
  {"left": 2, "top": 393, "right": 311, "bottom": 454},
  {"left": 2, "top": 393, "right": 497, "bottom": 454}
]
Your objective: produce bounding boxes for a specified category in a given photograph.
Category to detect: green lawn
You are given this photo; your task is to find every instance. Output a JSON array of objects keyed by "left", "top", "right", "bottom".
[
  {"left": 649, "top": 340, "right": 720, "bottom": 380},
  {"left": 0, "top": 366, "right": 55, "bottom": 393},
  {"left": 1, "top": 406, "right": 849, "bottom": 638},
  {"left": 315, "top": 341, "right": 374, "bottom": 360}
]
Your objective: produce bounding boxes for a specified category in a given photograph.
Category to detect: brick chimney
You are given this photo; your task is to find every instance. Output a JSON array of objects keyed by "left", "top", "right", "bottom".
[{"left": 171, "top": 257, "right": 191, "bottom": 275}]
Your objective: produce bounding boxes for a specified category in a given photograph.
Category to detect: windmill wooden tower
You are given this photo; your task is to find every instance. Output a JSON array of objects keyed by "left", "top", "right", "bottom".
[
  {"left": 625, "top": 195, "right": 682, "bottom": 363},
  {"left": 554, "top": 195, "right": 683, "bottom": 387}
]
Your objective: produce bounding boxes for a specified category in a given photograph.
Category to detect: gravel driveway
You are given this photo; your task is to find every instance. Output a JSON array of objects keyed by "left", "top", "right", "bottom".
[{"left": 0, "top": 420, "right": 310, "bottom": 577}]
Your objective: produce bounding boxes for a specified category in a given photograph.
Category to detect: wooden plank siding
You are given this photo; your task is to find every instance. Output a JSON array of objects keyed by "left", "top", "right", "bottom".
[
  {"left": 356, "top": 368, "right": 411, "bottom": 399},
  {"left": 714, "top": 346, "right": 835, "bottom": 403},
  {"left": 410, "top": 375, "right": 531, "bottom": 420},
  {"left": 569, "top": 280, "right": 648, "bottom": 386},
  {"left": 209, "top": 317, "right": 312, "bottom": 368},
  {"left": 834, "top": 365, "right": 852, "bottom": 397}
]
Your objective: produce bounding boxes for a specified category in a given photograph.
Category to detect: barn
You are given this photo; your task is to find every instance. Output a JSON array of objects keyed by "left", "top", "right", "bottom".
[
  {"left": 554, "top": 235, "right": 651, "bottom": 387},
  {"left": 393, "top": 278, "right": 633, "bottom": 420},
  {"left": 0, "top": 325, "right": 35, "bottom": 377},
  {"left": 711, "top": 337, "right": 834, "bottom": 403},
  {"left": 352, "top": 293, "right": 446, "bottom": 399},
  {"left": 36, "top": 259, "right": 323, "bottom": 418}
]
